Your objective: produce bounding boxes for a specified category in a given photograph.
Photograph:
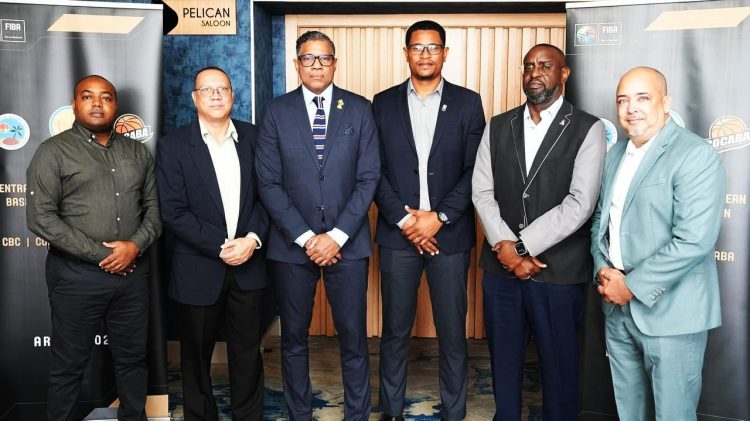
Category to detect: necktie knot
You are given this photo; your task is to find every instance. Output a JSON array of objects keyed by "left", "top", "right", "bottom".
[{"left": 313, "top": 96, "right": 324, "bottom": 109}]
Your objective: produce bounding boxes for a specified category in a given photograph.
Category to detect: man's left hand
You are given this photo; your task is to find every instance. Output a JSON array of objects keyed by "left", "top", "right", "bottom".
[
  {"left": 220, "top": 237, "right": 258, "bottom": 266},
  {"left": 403, "top": 208, "right": 443, "bottom": 246},
  {"left": 306, "top": 233, "right": 341, "bottom": 266},
  {"left": 100, "top": 241, "right": 140, "bottom": 274}
]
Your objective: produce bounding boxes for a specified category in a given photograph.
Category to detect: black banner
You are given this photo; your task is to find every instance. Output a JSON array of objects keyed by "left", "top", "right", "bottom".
[
  {"left": 0, "top": 1, "right": 164, "bottom": 419},
  {"left": 567, "top": 1, "right": 749, "bottom": 419}
]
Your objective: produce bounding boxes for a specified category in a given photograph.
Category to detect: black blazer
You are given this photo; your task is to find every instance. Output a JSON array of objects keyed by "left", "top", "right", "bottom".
[
  {"left": 373, "top": 79, "right": 485, "bottom": 253},
  {"left": 156, "top": 119, "right": 269, "bottom": 305}
]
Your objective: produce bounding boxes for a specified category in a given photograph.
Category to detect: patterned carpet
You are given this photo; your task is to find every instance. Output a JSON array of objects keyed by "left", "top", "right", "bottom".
[{"left": 168, "top": 336, "right": 542, "bottom": 420}]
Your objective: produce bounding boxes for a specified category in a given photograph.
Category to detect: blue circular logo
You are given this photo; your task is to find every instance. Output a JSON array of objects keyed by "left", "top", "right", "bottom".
[{"left": 0, "top": 113, "right": 30, "bottom": 151}]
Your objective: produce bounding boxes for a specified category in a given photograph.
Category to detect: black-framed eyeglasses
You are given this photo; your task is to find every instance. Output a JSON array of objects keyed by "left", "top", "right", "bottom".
[
  {"left": 194, "top": 86, "right": 232, "bottom": 97},
  {"left": 297, "top": 54, "right": 335, "bottom": 67},
  {"left": 407, "top": 43, "right": 444, "bottom": 55}
]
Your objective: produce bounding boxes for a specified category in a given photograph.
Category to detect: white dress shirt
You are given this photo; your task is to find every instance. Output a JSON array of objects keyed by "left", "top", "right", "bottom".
[
  {"left": 199, "top": 119, "right": 261, "bottom": 247},
  {"left": 607, "top": 137, "right": 655, "bottom": 269},
  {"left": 294, "top": 83, "right": 348, "bottom": 249},
  {"left": 523, "top": 95, "right": 564, "bottom": 175}
]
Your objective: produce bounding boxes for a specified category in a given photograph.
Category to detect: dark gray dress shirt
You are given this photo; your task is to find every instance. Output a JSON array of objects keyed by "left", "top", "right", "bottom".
[{"left": 26, "top": 122, "right": 162, "bottom": 263}]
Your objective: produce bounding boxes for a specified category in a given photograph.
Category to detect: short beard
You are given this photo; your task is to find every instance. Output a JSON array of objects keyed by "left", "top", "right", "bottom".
[{"left": 524, "top": 85, "right": 559, "bottom": 105}]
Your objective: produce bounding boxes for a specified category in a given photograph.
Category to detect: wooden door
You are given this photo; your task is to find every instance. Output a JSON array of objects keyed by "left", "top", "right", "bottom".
[{"left": 284, "top": 13, "right": 566, "bottom": 338}]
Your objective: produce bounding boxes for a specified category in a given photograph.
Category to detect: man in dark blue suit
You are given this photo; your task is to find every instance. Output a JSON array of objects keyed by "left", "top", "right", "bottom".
[
  {"left": 156, "top": 67, "right": 269, "bottom": 421},
  {"left": 372, "top": 20, "right": 485, "bottom": 421},
  {"left": 256, "top": 31, "right": 380, "bottom": 421}
]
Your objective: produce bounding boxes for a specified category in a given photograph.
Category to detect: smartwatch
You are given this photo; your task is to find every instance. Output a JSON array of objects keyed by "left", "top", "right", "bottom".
[{"left": 514, "top": 240, "right": 530, "bottom": 257}]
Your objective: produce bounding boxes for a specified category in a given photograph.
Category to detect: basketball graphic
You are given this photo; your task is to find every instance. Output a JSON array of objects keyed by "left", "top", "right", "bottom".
[
  {"left": 707, "top": 115, "right": 750, "bottom": 154},
  {"left": 709, "top": 116, "right": 746, "bottom": 139},
  {"left": 49, "top": 105, "right": 75, "bottom": 136},
  {"left": 114, "top": 113, "right": 154, "bottom": 143}
]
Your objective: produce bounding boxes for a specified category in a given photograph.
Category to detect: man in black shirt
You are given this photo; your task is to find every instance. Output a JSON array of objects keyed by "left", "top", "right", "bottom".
[{"left": 26, "top": 75, "right": 161, "bottom": 421}]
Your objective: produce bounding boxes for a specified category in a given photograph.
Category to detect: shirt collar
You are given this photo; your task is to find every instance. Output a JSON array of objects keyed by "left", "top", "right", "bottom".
[
  {"left": 407, "top": 77, "right": 444, "bottom": 98},
  {"left": 302, "top": 83, "right": 333, "bottom": 107},
  {"left": 523, "top": 95, "right": 564, "bottom": 124},
  {"left": 626, "top": 130, "right": 658, "bottom": 155},
  {"left": 72, "top": 121, "right": 115, "bottom": 147},
  {"left": 199, "top": 118, "right": 238, "bottom": 144}
]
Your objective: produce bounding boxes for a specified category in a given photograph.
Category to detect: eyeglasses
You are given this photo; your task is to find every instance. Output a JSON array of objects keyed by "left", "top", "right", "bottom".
[
  {"left": 522, "top": 62, "right": 556, "bottom": 75},
  {"left": 194, "top": 86, "right": 232, "bottom": 97},
  {"left": 407, "top": 44, "right": 445, "bottom": 55},
  {"left": 297, "top": 54, "right": 335, "bottom": 67}
]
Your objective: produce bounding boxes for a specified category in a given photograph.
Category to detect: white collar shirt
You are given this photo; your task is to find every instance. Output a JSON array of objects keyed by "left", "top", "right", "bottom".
[
  {"left": 608, "top": 136, "right": 655, "bottom": 269},
  {"left": 200, "top": 119, "right": 242, "bottom": 240},
  {"left": 523, "top": 95, "right": 564, "bottom": 176},
  {"left": 302, "top": 83, "right": 333, "bottom": 131}
]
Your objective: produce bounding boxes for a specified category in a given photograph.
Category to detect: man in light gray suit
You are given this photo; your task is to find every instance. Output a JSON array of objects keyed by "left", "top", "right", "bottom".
[{"left": 591, "top": 67, "right": 725, "bottom": 420}]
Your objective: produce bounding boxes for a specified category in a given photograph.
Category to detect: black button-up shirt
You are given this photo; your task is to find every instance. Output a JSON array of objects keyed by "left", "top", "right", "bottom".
[{"left": 26, "top": 122, "right": 162, "bottom": 263}]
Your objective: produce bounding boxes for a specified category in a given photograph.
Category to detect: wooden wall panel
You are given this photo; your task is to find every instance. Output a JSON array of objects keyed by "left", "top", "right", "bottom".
[{"left": 285, "top": 13, "right": 566, "bottom": 338}]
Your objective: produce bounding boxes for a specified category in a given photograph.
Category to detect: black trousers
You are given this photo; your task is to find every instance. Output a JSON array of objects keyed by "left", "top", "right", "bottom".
[
  {"left": 179, "top": 271, "right": 266, "bottom": 421},
  {"left": 46, "top": 250, "right": 149, "bottom": 421}
]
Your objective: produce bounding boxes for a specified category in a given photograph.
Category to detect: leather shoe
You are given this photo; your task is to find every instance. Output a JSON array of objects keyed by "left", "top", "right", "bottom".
[{"left": 379, "top": 414, "right": 405, "bottom": 421}]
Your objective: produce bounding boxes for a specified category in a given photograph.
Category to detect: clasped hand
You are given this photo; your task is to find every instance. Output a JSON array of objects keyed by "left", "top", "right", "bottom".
[
  {"left": 306, "top": 233, "right": 342, "bottom": 266},
  {"left": 99, "top": 240, "right": 139, "bottom": 276},
  {"left": 402, "top": 207, "right": 441, "bottom": 255},
  {"left": 493, "top": 240, "right": 546, "bottom": 280},
  {"left": 220, "top": 236, "right": 258, "bottom": 266},
  {"left": 596, "top": 267, "right": 633, "bottom": 305}
]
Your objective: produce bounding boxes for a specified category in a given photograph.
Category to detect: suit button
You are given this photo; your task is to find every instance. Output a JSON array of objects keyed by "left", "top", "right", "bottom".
[
  {"left": 319, "top": 174, "right": 325, "bottom": 181},
  {"left": 413, "top": 193, "right": 419, "bottom": 198},
  {"left": 518, "top": 223, "right": 524, "bottom": 229},
  {"left": 522, "top": 193, "right": 530, "bottom": 199},
  {"left": 413, "top": 169, "right": 418, "bottom": 175}
]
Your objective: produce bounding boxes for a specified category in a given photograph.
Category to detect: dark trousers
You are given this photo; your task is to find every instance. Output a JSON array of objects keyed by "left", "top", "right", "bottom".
[
  {"left": 378, "top": 247, "right": 470, "bottom": 420},
  {"left": 482, "top": 271, "right": 584, "bottom": 421},
  {"left": 179, "top": 271, "right": 266, "bottom": 421},
  {"left": 274, "top": 258, "right": 371, "bottom": 421},
  {"left": 46, "top": 251, "right": 149, "bottom": 421}
]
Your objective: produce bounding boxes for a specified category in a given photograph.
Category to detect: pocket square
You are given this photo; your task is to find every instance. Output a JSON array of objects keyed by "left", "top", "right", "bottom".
[{"left": 344, "top": 126, "right": 354, "bottom": 135}]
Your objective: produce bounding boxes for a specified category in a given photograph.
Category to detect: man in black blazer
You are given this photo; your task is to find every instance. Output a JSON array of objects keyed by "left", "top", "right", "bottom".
[
  {"left": 373, "top": 20, "right": 485, "bottom": 421},
  {"left": 156, "top": 66, "right": 269, "bottom": 421},
  {"left": 256, "top": 32, "right": 380, "bottom": 421}
]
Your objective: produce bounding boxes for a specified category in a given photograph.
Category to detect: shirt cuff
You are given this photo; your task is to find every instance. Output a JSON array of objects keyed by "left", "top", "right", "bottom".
[
  {"left": 396, "top": 214, "right": 412, "bottom": 230},
  {"left": 295, "top": 230, "right": 315, "bottom": 248},
  {"left": 328, "top": 228, "right": 349, "bottom": 247},
  {"left": 245, "top": 232, "right": 262, "bottom": 249}
]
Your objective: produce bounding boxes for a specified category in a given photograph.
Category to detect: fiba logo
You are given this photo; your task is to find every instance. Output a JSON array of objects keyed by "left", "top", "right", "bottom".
[
  {"left": 706, "top": 116, "right": 750, "bottom": 154},
  {"left": 114, "top": 113, "right": 154, "bottom": 143},
  {"left": 575, "top": 25, "right": 597, "bottom": 46}
]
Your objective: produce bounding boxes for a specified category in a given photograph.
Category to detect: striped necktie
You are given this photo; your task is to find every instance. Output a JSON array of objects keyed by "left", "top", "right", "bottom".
[{"left": 312, "top": 96, "right": 326, "bottom": 164}]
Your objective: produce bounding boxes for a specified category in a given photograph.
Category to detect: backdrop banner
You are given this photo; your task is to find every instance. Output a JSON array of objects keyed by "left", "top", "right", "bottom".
[
  {"left": 566, "top": 1, "right": 749, "bottom": 420},
  {"left": 0, "top": 1, "right": 165, "bottom": 419}
]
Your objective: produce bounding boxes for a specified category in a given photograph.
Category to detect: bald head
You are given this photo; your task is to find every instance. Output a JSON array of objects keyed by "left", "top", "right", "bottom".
[
  {"left": 617, "top": 67, "right": 667, "bottom": 96},
  {"left": 615, "top": 66, "right": 672, "bottom": 147}
]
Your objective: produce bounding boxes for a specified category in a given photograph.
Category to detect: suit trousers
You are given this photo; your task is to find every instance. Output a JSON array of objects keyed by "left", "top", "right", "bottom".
[
  {"left": 274, "top": 258, "right": 371, "bottom": 421},
  {"left": 179, "top": 271, "right": 266, "bottom": 421},
  {"left": 45, "top": 251, "right": 149, "bottom": 421},
  {"left": 606, "top": 303, "right": 708, "bottom": 421},
  {"left": 378, "top": 246, "right": 469, "bottom": 420},
  {"left": 482, "top": 271, "right": 584, "bottom": 421}
]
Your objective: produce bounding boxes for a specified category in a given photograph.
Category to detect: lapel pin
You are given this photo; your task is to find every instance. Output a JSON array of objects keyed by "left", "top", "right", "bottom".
[
  {"left": 337, "top": 99, "right": 344, "bottom": 110},
  {"left": 559, "top": 119, "right": 566, "bottom": 126},
  {"left": 441, "top": 104, "right": 447, "bottom": 112}
]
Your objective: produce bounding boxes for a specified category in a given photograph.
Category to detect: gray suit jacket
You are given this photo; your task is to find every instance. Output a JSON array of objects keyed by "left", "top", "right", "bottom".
[{"left": 591, "top": 118, "right": 725, "bottom": 336}]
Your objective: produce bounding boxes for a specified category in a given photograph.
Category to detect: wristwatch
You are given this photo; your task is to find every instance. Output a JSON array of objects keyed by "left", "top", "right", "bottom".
[
  {"left": 514, "top": 240, "right": 530, "bottom": 257},
  {"left": 436, "top": 211, "right": 449, "bottom": 224}
]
